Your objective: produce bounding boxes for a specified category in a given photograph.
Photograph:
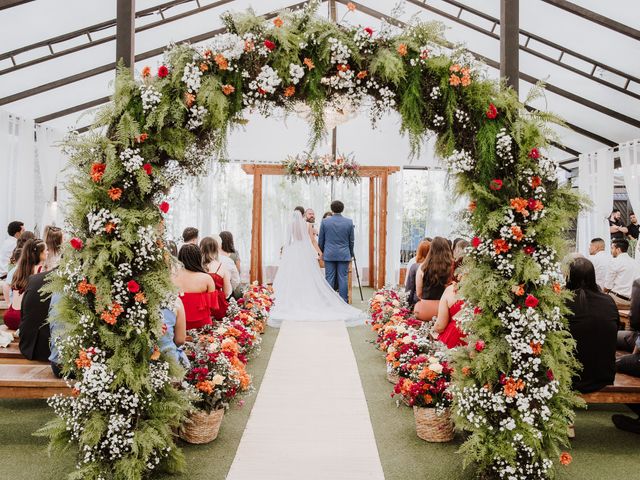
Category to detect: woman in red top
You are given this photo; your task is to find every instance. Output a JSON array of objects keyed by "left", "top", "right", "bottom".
[
  {"left": 432, "top": 282, "right": 467, "bottom": 349},
  {"left": 173, "top": 244, "right": 218, "bottom": 331},
  {"left": 3, "top": 239, "right": 47, "bottom": 330},
  {"left": 200, "top": 237, "right": 231, "bottom": 320}
]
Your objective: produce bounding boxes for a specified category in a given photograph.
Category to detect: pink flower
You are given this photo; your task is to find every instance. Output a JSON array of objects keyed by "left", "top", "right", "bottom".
[
  {"left": 264, "top": 40, "right": 276, "bottom": 51},
  {"left": 546, "top": 369, "right": 554, "bottom": 381},
  {"left": 475, "top": 340, "right": 485, "bottom": 352},
  {"left": 528, "top": 147, "right": 540, "bottom": 159},
  {"left": 157, "top": 65, "right": 169, "bottom": 78},
  {"left": 127, "top": 280, "right": 140, "bottom": 293},
  {"left": 142, "top": 163, "right": 152, "bottom": 175},
  {"left": 525, "top": 294, "right": 539, "bottom": 308},
  {"left": 471, "top": 236, "right": 481, "bottom": 248},
  {"left": 159, "top": 201, "right": 170, "bottom": 213},
  {"left": 70, "top": 237, "right": 83, "bottom": 250},
  {"left": 486, "top": 103, "right": 498, "bottom": 119}
]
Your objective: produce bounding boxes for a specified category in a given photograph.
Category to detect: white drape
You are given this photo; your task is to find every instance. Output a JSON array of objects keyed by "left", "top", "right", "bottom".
[
  {"left": 577, "top": 148, "right": 615, "bottom": 255},
  {"left": 35, "top": 124, "right": 66, "bottom": 229},
  {"left": 0, "top": 111, "right": 36, "bottom": 232},
  {"left": 619, "top": 139, "right": 640, "bottom": 218}
]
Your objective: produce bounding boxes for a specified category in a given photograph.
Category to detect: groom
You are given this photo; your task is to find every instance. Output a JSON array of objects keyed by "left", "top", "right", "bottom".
[{"left": 319, "top": 200, "right": 354, "bottom": 303}]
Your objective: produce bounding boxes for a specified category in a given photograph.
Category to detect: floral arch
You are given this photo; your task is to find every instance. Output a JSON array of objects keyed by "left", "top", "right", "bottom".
[{"left": 43, "top": 3, "right": 581, "bottom": 480}]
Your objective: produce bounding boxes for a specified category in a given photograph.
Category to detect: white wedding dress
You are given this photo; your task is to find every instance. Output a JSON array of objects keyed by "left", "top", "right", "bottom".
[{"left": 268, "top": 211, "right": 366, "bottom": 328}]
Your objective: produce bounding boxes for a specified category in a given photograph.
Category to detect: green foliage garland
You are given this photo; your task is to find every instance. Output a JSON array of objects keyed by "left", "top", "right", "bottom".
[{"left": 40, "top": 3, "right": 581, "bottom": 479}]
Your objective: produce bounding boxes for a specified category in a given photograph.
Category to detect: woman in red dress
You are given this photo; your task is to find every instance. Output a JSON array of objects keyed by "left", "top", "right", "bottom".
[
  {"left": 200, "top": 237, "right": 231, "bottom": 320},
  {"left": 3, "top": 239, "right": 47, "bottom": 330},
  {"left": 432, "top": 282, "right": 467, "bottom": 349},
  {"left": 173, "top": 244, "right": 218, "bottom": 331}
]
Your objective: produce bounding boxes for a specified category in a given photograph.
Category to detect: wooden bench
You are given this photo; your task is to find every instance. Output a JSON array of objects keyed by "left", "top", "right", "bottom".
[
  {"left": 619, "top": 309, "right": 630, "bottom": 330},
  {"left": 581, "top": 372, "right": 640, "bottom": 403},
  {"left": 0, "top": 341, "right": 49, "bottom": 365},
  {"left": 0, "top": 364, "right": 69, "bottom": 398}
]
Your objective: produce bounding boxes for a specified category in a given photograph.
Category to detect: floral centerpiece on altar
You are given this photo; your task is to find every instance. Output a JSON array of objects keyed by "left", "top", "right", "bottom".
[{"left": 283, "top": 152, "right": 360, "bottom": 185}]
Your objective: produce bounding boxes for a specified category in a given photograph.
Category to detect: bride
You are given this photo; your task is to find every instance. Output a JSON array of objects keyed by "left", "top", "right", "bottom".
[{"left": 268, "top": 209, "right": 366, "bottom": 327}]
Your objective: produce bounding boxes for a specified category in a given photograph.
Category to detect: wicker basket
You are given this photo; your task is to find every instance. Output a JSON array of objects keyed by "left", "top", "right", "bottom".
[
  {"left": 413, "top": 406, "right": 454, "bottom": 442},
  {"left": 179, "top": 408, "right": 225, "bottom": 444},
  {"left": 387, "top": 371, "right": 400, "bottom": 384}
]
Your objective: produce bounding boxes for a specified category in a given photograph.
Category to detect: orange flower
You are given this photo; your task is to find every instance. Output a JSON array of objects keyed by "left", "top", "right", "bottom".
[
  {"left": 90, "top": 163, "right": 106, "bottom": 182},
  {"left": 134, "top": 292, "right": 147, "bottom": 303},
  {"left": 449, "top": 74, "right": 461, "bottom": 86},
  {"left": 511, "top": 225, "right": 524, "bottom": 242},
  {"left": 347, "top": 2, "right": 356, "bottom": 11},
  {"left": 422, "top": 393, "right": 433, "bottom": 404},
  {"left": 184, "top": 92, "right": 196, "bottom": 107},
  {"left": 530, "top": 199, "right": 544, "bottom": 211},
  {"left": 111, "top": 303, "right": 124, "bottom": 317},
  {"left": 450, "top": 64, "right": 461, "bottom": 73},
  {"left": 397, "top": 43, "right": 408, "bottom": 56},
  {"left": 104, "top": 222, "right": 116, "bottom": 234},
  {"left": 560, "top": 452, "right": 572, "bottom": 466},
  {"left": 468, "top": 200, "right": 477, "bottom": 212},
  {"left": 196, "top": 380, "right": 214, "bottom": 394},
  {"left": 101, "top": 311, "right": 116, "bottom": 325},
  {"left": 108, "top": 187, "right": 122, "bottom": 201},
  {"left": 510, "top": 197, "right": 529, "bottom": 216},
  {"left": 531, "top": 176, "right": 542, "bottom": 189},
  {"left": 221, "top": 84, "right": 235, "bottom": 96},
  {"left": 239, "top": 372, "right": 251, "bottom": 389},
  {"left": 150, "top": 345, "right": 161, "bottom": 361},
  {"left": 493, "top": 238, "right": 510, "bottom": 254},
  {"left": 284, "top": 85, "right": 295, "bottom": 97},
  {"left": 199, "top": 62, "right": 209, "bottom": 72},
  {"left": 273, "top": 16, "right": 283, "bottom": 27},
  {"left": 530, "top": 341, "right": 542, "bottom": 355},
  {"left": 512, "top": 284, "right": 525, "bottom": 296},
  {"left": 141, "top": 66, "right": 151, "bottom": 78},
  {"left": 503, "top": 377, "right": 525, "bottom": 397},
  {"left": 356, "top": 70, "right": 368, "bottom": 79},
  {"left": 461, "top": 366, "right": 471, "bottom": 376},
  {"left": 553, "top": 282, "right": 562, "bottom": 294},
  {"left": 77, "top": 279, "right": 97, "bottom": 296},
  {"left": 135, "top": 133, "right": 148, "bottom": 143},
  {"left": 303, "top": 57, "right": 315, "bottom": 70},
  {"left": 244, "top": 39, "right": 255, "bottom": 52},
  {"left": 75, "top": 350, "right": 92, "bottom": 369},
  {"left": 214, "top": 54, "right": 228, "bottom": 70},
  {"left": 461, "top": 75, "right": 471, "bottom": 87}
]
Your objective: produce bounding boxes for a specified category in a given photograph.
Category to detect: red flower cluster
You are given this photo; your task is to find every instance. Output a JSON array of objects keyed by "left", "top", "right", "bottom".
[
  {"left": 127, "top": 280, "right": 140, "bottom": 293},
  {"left": 528, "top": 147, "right": 540, "bottom": 159},
  {"left": 159, "top": 201, "right": 170, "bottom": 213},
  {"left": 486, "top": 103, "right": 498, "bottom": 119},
  {"left": 264, "top": 40, "right": 276, "bottom": 51},
  {"left": 142, "top": 163, "right": 153, "bottom": 175},
  {"left": 524, "top": 294, "right": 539, "bottom": 308},
  {"left": 157, "top": 65, "right": 169, "bottom": 78},
  {"left": 70, "top": 237, "right": 83, "bottom": 250},
  {"left": 489, "top": 178, "right": 503, "bottom": 191}
]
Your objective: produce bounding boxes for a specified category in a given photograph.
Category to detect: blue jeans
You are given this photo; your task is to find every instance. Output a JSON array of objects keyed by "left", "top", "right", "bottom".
[{"left": 325, "top": 261, "right": 350, "bottom": 302}]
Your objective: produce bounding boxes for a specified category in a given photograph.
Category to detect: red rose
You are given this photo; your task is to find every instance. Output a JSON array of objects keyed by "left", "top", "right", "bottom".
[
  {"left": 471, "top": 236, "right": 481, "bottom": 248},
  {"left": 364, "top": 27, "right": 374, "bottom": 36},
  {"left": 157, "top": 65, "right": 169, "bottom": 78},
  {"left": 70, "top": 237, "right": 83, "bottom": 250},
  {"left": 523, "top": 245, "right": 536, "bottom": 255},
  {"left": 264, "top": 40, "right": 276, "bottom": 51},
  {"left": 546, "top": 369, "right": 554, "bottom": 381},
  {"left": 486, "top": 103, "right": 498, "bottom": 119},
  {"left": 525, "top": 294, "right": 539, "bottom": 308},
  {"left": 159, "top": 201, "right": 170, "bottom": 213},
  {"left": 489, "top": 179, "right": 503, "bottom": 191},
  {"left": 142, "top": 163, "right": 152, "bottom": 175},
  {"left": 527, "top": 198, "right": 538, "bottom": 210},
  {"left": 528, "top": 147, "right": 540, "bottom": 159},
  {"left": 127, "top": 280, "right": 140, "bottom": 293},
  {"left": 475, "top": 340, "right": 485, "bottom": 352}
]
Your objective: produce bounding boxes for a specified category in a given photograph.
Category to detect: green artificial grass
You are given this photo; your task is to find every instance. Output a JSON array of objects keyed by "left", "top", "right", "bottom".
[
  {"left": 0, "top": 326, "right": 279, "bottom": 480},
  {"left": 348, "top": 323, "right": 640, "bottom": 480}
]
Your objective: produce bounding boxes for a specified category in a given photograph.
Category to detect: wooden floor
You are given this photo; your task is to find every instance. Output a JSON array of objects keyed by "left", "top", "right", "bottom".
[{"left": 227, "top": 320, "right": 384, "bottom": 480}]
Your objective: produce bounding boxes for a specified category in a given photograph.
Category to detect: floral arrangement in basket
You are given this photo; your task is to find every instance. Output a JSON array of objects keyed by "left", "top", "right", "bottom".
[
  {"left": 368, "top": 288, "right": 409, "bottom": 334},
  {"left": 283, "top": 152, "right": 360, "bottom": 185},
  {"left": 234, "top": 283, "right": 274, "bottom": 334},
  {"left": 386, "top": 323, "right": 441, "bottom": 380},
  {"left": 393, "top": 349, "right": 453, "bottom": 409},
  {"left": 214, "top": 317, "right": 262, "bottom": 362}
]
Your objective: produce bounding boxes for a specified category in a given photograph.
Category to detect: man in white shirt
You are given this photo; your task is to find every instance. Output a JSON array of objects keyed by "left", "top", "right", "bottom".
[
  {"left": 604, "top": 238, "right": 638, "bottom": 309},
  {"left": 588, "top": 237, "right": 611, "bottom": 290},
  {"left": 0, "top": 221, "right": 24, "bottom": 279}
]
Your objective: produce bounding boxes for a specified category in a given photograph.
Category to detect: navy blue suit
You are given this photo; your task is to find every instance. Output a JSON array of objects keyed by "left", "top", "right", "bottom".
[{"left": 319, "top": 213, "right": 354, "bottom": 302}]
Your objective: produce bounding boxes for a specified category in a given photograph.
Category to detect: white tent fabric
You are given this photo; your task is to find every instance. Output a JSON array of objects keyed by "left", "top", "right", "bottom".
[
  {"left": 577, "top": 148, "right": 615, "bottom": 254},
  {"left": 619, "top": 139, "right": 640, "bottom": 217},
  {"left": 35, "top": 124, "right": 66, "bottom": 229}
]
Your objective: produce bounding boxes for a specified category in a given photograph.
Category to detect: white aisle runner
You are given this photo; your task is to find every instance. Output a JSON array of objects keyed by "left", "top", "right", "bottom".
[{"left": 227, "top": 320, "right": 385, "bottom": 480}]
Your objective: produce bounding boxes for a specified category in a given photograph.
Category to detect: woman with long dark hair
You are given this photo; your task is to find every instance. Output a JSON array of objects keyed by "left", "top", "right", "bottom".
[
  {"left": 3, "top": 239, "right": 47, "bottom": 330},
  {"left": 173, "top": 244, "right": 217, "bottom": 330},
  {"left": 414, "top": 236, "right": 453, "bottom": 321},
  {"left": 200, "top": 236, "right": 231, "bottom": 319},
  {"left": 44, "top": 225, "right": 63, "bottom": 271},
  {"left": 566, "top": 257, "right": 618, "bottom": 393},
  {"left": 404, "top": 239, "right": 431, "bottom": 309},
  {"left": 220, "top": 231, "right": 241, "bottom": 273}
]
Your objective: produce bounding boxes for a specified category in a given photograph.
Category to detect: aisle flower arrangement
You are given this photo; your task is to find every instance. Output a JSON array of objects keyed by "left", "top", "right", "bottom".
[
  {"left": 283, "top": 153, "right": 360, "bottom": 185},
  {"left": 393, "top": 351, "right": 453, "bottom": 410}
]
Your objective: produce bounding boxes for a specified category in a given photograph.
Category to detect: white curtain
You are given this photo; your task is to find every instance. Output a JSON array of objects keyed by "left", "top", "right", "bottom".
[
  {"left": 35, "top": 124, "right": 66, "bottom": 230},
  {"left": 577, "top": 148, "right": 615, "bottom": 255},
  {"left": 619, "top": 139, "right": 640, "bottom": 218},
  {"left": 0, "top": 111, "right": 36, "bottom": 233}
]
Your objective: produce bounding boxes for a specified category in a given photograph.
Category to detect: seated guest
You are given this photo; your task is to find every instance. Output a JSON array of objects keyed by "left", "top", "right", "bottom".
[
  {"left": 609, "top": 208, "right": 628, "bottom": 240},
  {"left": 433, "top": 281, "right": 466, "bottom": 349},
  {"left": 220, "top": 231, "right": 241, "bottom": 274},
  {"left": 566, "top": 257, "right": 618, "bottom": 393},
  {"left": 618, "top": 278, "right": 640, "bottom": 352},
  {"left": 0, "top": 221, "right": 24, "bottom": 280},
  {"left": 43, "top": 226, "right": 63, "bottom": 271},
  {"left": 214, "top": 234, "right": 241, "bottom": 296},
  {"left": 406, "top": 236, "right": 432, "bottom": 271},
  {"left": 452, "top": 239, "right": 469, "bottom": 275},
  {"left": 404, "top": 239, "right": 431, "bottom": 309},
  {"left": 173, "top": 244, "right": 217, "bottom": 330},
  {"left": 182, "top": 227, "right": 199, "bottom": 246},
  {"left": 159, "top": 301, "right": 189, "bottom": 367},
  {"left": 415, "top": 237, "right": 453, "bottom": 321},
  {"left": 200, "top": 236, "right": 231, "bottom": 320},
  {"left": 603, "top": 238, "right": 637, "bottom": 309},
  {"left": 588, "top": 237, "right": 610, "bottom": 290},
  {"left": 3, "top": 239, "right": 47, "bottom": 330},
  {"left": 167, "top": 240, "right": 178, "bottom": 258},
  {"left": 322, "top": 211, "right": 333, "bottom": 220},
  {"left": 1, "top": 247, "right": 22, "bottom": 303},
  {"left": 19, "top": 268, "right": 56, "bottom": 361},
  {"left": 628, "top": 212, "right": 639, "bottom": 241}
]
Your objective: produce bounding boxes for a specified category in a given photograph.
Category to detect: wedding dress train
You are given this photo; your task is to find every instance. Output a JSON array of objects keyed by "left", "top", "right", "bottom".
[{"left": 268, "top": 212, "right": 366, "bottom": 328}]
